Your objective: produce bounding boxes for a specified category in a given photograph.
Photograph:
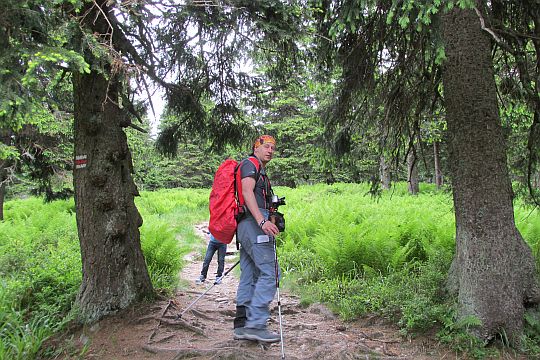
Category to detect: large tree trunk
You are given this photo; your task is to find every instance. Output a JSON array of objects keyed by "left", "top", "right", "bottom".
[
  {"left": 407, "top": 147, "right": 419, "bottom": 195},
  {"left": 442, "top": 3, "right": 539, "bottom": 342},
  {"left": 433, "top": 141, "right": 443, "bottom": 189},
  {"left": 72, "top": 2, "right": 153, "bottom": 323},
  {"left": 73, "top": 70, "right": 153, "bottom": 323}
]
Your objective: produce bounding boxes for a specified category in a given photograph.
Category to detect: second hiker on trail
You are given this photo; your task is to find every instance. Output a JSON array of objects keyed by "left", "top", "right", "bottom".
[
  {"left": 233, "top": 135, "right": 281, "bottom": 344},
  {"left": 195, "top": 232, "right": 226, "bottom": 285}
]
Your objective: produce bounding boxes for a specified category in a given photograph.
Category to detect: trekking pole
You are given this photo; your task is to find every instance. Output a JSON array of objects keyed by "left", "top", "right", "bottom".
[
  {"left": 273, "top": 236, "right": 285, "bottom": 359},
  {"left": 176, "top": 260, "right": 240, "bottom": 319}
]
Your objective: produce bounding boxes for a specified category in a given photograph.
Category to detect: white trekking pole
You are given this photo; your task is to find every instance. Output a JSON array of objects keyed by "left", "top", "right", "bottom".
[
  {"left": 176, "top": 260, "right": 239, "bottom": 319},
  {"left": 273, "top": 236, "right": 285, "bottom": 359}
]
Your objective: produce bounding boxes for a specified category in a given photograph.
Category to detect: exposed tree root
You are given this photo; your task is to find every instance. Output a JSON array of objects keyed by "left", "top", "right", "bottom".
[
  {"left": 190, "top": 308, "right": 214, "bottom": 320},
  {"left": 158, "top": 317, "right": 205, "bottom": 336},
  {"left": 142, "top": 344, "right": 180, "bottom": 356},
  {"left": 153, "top": 333, "right": 175, "bottom": 343}
]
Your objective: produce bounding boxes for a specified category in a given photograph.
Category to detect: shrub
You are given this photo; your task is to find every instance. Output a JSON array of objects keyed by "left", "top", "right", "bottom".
[{"left": 1, "top": 188, "right": 210, "bottom": 359}]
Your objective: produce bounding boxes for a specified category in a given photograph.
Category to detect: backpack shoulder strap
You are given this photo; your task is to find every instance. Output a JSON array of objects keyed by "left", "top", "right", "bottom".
[
  {"left": 235, "top": 156, "right": 261, "bottom": 209},
  {"left": 248, "top": 155, "right": 272, "bottom": 199},
  {"left": 247, "top": 155, "right": 261, "bottom": 181}
]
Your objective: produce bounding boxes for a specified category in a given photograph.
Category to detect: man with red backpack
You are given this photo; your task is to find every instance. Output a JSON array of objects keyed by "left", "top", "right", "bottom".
[{"left": 232, "top": 135, "right": 281, "bottom": 343}]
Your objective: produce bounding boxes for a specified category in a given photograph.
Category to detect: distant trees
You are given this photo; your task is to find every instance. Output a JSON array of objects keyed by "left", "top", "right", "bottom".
[
  {"left": 489, "top": 0, "right": 540, "bottom": 203},
  {"left": 406, "top": 146, "right": 419, "bottom": 195},
  {"left": 0, "top": 0, "right": 74, "bottom": 218},
  {"left": 128, "top": 124, "right": 224, "bottom": 190},
  {"left": 0, "top": 129, "right": 12, "bottom": 220},
  {"left": 311, "top": 0, "right": 446, "bottom": 191},
  {"left": 154, "top": 1, "right": 305, "bottom": 153},
  {"left": 261, "top": 72, "right": 376, "bottom": 186}
]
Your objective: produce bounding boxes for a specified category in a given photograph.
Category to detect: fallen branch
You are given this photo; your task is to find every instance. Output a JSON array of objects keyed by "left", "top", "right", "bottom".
[
  {"left": 148, "top": 300, "right": 179, "bottom": 343},
  {"left": 185, "top": 290, "right": 205, "bottom": 296},
  {"left": 161, "top": 300, "right": 174, "bottom": 317}
]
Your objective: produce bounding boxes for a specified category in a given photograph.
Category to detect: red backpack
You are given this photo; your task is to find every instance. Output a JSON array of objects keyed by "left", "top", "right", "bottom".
[{"left": 208, "top": 156, "right": 260, "bottom": 244}]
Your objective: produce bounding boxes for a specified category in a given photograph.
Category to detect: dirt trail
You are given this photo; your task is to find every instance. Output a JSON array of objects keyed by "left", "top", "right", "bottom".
[{"left": 67, "top": 224, "right": 447, "bottom": 360}]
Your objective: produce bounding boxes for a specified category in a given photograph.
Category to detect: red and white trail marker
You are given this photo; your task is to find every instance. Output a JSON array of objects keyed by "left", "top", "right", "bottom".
[{"left": 75, "top": 155, "right": 88, "bottom": 169}]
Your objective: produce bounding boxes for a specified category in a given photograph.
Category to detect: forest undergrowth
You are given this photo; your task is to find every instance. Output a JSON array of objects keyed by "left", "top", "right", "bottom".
[{"left": 1, "top": 183, "right": 540, "bottom": 359}]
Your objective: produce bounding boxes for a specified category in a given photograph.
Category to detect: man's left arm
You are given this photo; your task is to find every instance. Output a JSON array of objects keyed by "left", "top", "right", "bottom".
[{"left": 241, "top": 176, "right": 279, "bottom": 237}]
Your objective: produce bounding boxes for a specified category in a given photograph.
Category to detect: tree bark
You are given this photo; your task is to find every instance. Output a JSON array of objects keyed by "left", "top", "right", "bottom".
[
  {"left": 433, "top": 141, "right": 443, "bottom": 189},
  {"left": 73, "top": 69, "right": 154, "bottom": 323},
  {"left": 407, "top": 147, "right": 419, "bottom": 195},
  {"left": 379, "top": 154, "right": 391, "bottom": 190},
  {"left": 442, "top": 3, "right": 540, "bottom": 343},
  {"left": 72, "top": 1, "right": 153, "bottom": 323}
]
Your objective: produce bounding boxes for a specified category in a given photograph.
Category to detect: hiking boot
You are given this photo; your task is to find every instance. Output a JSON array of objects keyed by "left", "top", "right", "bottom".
[
  {"left": 233, "top": 327, "right": 247, "bottom": 340},
  {"left": 242, "top": 327, "right": 281, "bottom": 343},
  {"left": 195, "top": 275, "right": 205, "bottom": 284},
  {"left": 214, "top": 276, "right": 223, "bottom": 284}
]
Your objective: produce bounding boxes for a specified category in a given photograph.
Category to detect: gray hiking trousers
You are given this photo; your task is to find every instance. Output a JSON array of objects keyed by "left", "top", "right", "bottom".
[{"left": 236, "top": 209, "right": 280, "bottom": 329}]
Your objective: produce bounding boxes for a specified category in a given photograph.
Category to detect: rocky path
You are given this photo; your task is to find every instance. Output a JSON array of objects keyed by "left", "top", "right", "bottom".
[{"left": 69, "top": 224, "right": 445, "bottom": 360}]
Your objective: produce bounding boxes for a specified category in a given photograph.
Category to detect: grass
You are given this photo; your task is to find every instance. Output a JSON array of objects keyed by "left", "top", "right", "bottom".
[
  {"left": 2, "top": 183, "right": 540, "bottom": 359},
  {"left": 276, "top": 182, "right": 540, "bottom": 358},
  {"left": 0, "top": 188, "right": 209, "bottom": 360}
]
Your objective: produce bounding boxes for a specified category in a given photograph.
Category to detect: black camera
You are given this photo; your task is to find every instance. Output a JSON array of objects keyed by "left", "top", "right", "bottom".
[
  {"left": 269, "top": 194, "right": 286, "bottom": 232},
  {"left": 272, "top": 212, "right": 285, "bottom": 232},
  {"left": 270, "top": 195, "right": 286, "bottom": 209}
]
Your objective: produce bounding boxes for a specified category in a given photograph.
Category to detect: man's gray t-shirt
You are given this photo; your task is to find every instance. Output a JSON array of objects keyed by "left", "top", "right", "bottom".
[{"left": 239, "top": 157, "right": 269, "bottom": 211}]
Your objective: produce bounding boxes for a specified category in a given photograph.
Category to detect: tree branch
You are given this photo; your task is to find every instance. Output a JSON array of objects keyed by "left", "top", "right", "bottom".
[{"left": 474, "top": 6, "right": 514, "bottom": 53}]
